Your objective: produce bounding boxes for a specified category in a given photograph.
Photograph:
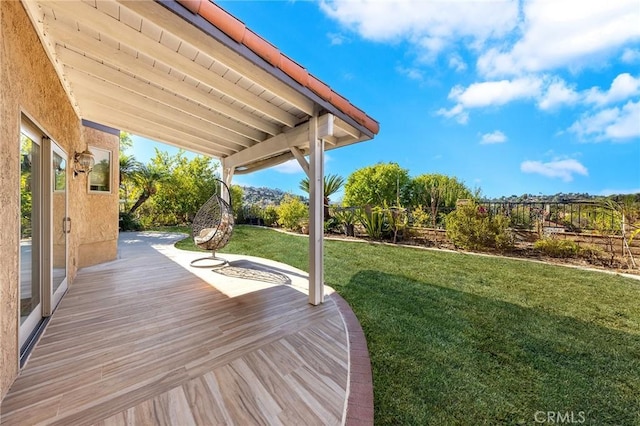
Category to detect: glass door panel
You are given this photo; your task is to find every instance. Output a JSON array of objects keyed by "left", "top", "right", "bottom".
[
  {"left": 51, "top": 145, "right": 68, "bottom": 307},
  {"left": 19, "top": 131, "right": 42, "bottom": 347}
]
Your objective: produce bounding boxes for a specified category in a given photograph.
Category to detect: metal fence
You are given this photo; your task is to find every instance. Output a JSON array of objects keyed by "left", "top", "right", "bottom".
[{"left": 477, "top": 201, "right": 619, "bottom": 234}]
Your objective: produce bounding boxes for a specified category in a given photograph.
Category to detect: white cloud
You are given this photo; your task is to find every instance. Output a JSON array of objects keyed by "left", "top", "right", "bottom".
[
  {"left": 584, "top": 73, "right": 640, "bottom": 106},
  {"left": 440, "top": 73, "right": 640, "bottom": 121},
  {"left": 272, "top": 159, "right": 303, "bottom": 174},
  {"left": 480, "top": 130, "right": 507, "bottom": 144},
  {"left": 273, "top": 154, "right": 332, "bottom": 174},
  {"left": 436, "top": 104, "right": 468, "bottom": 124},
  {"left": 521, "top": 159, "right": 588, "bottom": 182},
  {"left": 438, "top": 77, "right": 542, "bottom": 121},
  {"left": 321, "top": 1, "right": 640, "bottom": 78},
  {"left": 477, "top": 0, "right": 640, "bottom": 77},
  {"left": 449, "top": 77, "right": 542, "bottom": 108},
  {"left": 537, "top": 79, "right": 580, "bottom": 110},
  {"left": 622, "top": 48, "right": 640, "bottom": 63},
  {"left": 396, "top": 66, "right": 424, "bottom": 82},
  {"left": 448, "top": 54, "right": 467, "bottom": 72},
  {"left": 320, "top": 0, "right": 518, "bottom": 55},
  {"left": 328, "top": 32, "right": 348, "bottom": 46},
  {"left": 568, "top": 100, "right": 640, "bottom": 141}
]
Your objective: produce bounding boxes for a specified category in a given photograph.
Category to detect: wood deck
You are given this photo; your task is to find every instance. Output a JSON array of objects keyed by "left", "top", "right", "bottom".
[{"left": 1, "top": 233, "right": 350, "bottom": 425}]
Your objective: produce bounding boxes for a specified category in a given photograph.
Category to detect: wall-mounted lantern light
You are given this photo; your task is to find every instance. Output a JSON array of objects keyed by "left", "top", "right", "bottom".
[{"left": 73, "top": 149, "right": 95, "bottom": 177}]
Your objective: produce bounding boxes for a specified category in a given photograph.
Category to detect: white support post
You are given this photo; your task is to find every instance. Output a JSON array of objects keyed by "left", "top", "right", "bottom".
[
  {"left": 290, "top": 146, "right": 310, "bottom": 178},
  {"left": 221, "top": 159, "right": 234, "bottom": 204},
  {"left": 309, "top": 114, "right": 324, "bottom": 305}
]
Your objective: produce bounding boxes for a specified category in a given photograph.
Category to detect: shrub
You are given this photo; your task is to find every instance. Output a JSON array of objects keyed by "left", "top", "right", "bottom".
[
  {"left": 534, "top": 238, "right": 580, "bottom": 258},
  {"left": 445, "top": 202, "right": 513, "bottom": 251},
  {"left": 579, "top": 244, "right": 606, "bottom": 261},
  {"left": 229, "top": 184, "right": 244, "bottom": 223},
  {"left": 276, "top": 195, "right": 308, "bottom": 231},
  {"left": 119, "top": 211, "right": 142, "bottom": 231},
  {"left": 243, "top": 204, "right": 263, "bottom": 225},
  {"left": 261, "top": 205, "right": 279, "bottom": 227},
  {"left": 410, "top": 205, "right": 431, "bottom": 227}
]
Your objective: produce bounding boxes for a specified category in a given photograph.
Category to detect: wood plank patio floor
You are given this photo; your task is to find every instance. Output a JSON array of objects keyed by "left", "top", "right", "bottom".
[{"left": 1, "top": 233, "right": 349, "bottom": 425}]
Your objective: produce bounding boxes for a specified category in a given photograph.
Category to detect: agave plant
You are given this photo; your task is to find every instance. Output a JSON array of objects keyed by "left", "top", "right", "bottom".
[
  {"left": 331, "top": 207, "right": 358, "bottom": 236},
  {"left": 359, "top": 205, "right": 386, "bottom": 240}
]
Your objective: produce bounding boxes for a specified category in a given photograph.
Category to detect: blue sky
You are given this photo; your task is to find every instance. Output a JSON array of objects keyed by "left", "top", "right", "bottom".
[{"left": 132, "top": 0, "right": 640, "bottom": 199}]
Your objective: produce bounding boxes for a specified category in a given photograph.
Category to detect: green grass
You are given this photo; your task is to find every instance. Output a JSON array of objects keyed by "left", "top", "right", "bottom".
[{"left": 173, "top": 225, "right": 640, "bottom": 425}]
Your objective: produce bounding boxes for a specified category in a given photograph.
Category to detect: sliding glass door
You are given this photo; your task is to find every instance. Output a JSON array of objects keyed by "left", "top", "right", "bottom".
[
  {"left": 19, "top": 117, "right": 68, "bottom": 349},
  {"left": 19, "top": 126, "right": 43, "bottom": 348},
  {"left": 51, "top": 144, "right": 68, "bottom": 310}
]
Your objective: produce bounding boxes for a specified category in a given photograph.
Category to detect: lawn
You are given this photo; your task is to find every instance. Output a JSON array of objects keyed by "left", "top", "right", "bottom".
[{"left": 174, "top": 225, "right": 640, "bottom": 425}]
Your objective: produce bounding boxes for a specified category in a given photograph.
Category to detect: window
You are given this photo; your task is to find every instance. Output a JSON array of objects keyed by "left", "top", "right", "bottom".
[{"left": 88, "top": 147, "right": 111, "bottom": 193}]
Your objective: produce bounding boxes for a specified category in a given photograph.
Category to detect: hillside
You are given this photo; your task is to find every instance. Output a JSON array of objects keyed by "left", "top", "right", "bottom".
[
  {"left": 238, "top": 185, "right": 639, "bottom": 208},
  {"left": 239, "top": 185, "right": 306, "bottom": 208}
]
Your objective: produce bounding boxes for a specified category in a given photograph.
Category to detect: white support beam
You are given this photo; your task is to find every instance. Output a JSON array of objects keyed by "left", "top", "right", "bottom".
[
  {"left": 80, "top": 104, "right": 223, "bottom": 158},
  {"left": 224, "top": 122, "right": 310, "bottom": 170},
  {"left": 70, "top": 84, "right": 238, "bottom": 157},
  {"left": 232, "top": 152, "right": 295, "bottom": 175},
  {"left": 318, "top": 114, "right": 335, "bottom": 140},
  {"left": 317, "top": 113, "right": 337, "bottom": 145},
  {"left": 308, "top": 114, "right": 324, "bottom": 305},
  {"left": 221, "top": 160, "right": 235, "bottom": 205},
  {"left": 44, "top": 14, "right": 282, "bottom": 136},
  {"left": 223, "top": 112, "right": 335, "bottom": 171},
  {"left": 119, "top": 0, "right": 316, "bottom": 116},
  {"left": 58, "top": 47, "right": 265, "bottom": 143},
  {"left": 65, "top": 67, "right": 249, "bottom": 152},
  {"left": 43, "top": 0, "right": 299, "bottom": 127},
  {"left": 290, "top": 146, "right": 310, "bottom": 178},
  {"left": 334, "top": 116, "right": 361, "bottom": 140},
  {"left": 20, "top": 1, "right": 83, "bottom": 119}
]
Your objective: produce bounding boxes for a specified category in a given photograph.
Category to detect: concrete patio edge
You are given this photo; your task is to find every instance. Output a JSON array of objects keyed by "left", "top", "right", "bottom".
[{"left": 329, "top": 292, "right": 374, "bottom": 426}]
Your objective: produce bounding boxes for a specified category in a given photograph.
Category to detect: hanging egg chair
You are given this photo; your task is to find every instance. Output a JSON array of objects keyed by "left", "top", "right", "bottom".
[{"left": 190, "top": 179, "right": 234, "bottom": 268}]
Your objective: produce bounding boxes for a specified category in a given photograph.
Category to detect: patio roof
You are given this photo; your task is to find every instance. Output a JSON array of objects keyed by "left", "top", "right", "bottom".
[{"left": 21, "top": 0, "right": 379, "bottom": 174}]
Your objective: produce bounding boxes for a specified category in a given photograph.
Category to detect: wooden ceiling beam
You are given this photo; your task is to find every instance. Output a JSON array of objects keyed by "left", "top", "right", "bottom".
[
  {"left": 42, "top": 0, "right": 299, "bottom": 127},
  {"left": 66, "top": 68, "right": 247, "bottom": 154},
  {"left": 80, "top": 103, "right": 225, "bottom": 159},
  {"left": 334, "top": 116, "right": 362, "bottom": 140},
  {"left": 118, "top": 0, "right": 316, "bottom": 116},
  {"left": 58, "top": 46, "right": 266, "bottom": 144},
  {"left": 63, "top": 63, "right": 253, "bottom": 150},
  {"left": 72, "top": 89, "right": 238, "bottom": 157},
  {"left": 43, "top": 18, "right": 282, "bottom": 136}
]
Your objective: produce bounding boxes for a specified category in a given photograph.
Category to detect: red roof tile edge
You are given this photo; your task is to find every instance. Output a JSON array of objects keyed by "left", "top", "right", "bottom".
[
  {"left": 329, "top": 292, "right": 374, "bottom": 426},
  {"left": 175, "top": 0, "right": 380, "bottom": 136}
]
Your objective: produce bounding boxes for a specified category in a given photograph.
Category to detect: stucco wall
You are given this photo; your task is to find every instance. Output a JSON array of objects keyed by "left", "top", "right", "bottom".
[
  {"left": 77, "top": 125, "right": 119, "bottom": 268},
  {"left": 1, "top": 1, "right": 118, "bottom": 400}
]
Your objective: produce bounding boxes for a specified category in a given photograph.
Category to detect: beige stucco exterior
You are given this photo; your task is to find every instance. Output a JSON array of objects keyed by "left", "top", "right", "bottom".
[
  {"left": 77, "top": 126, "right": 120, "bottom": 268},
  {"left": 1, "top": 0, "right": 119, "bottom": 399}
]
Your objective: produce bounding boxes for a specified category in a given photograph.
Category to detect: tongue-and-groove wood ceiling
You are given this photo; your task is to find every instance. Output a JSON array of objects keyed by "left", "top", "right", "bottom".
[{"left": 22, "top": 0, "right": 378, "bottom": 173}]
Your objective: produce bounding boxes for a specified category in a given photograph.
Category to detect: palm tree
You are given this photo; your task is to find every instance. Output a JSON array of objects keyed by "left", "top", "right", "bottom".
[
  {"left": 299, "top": 173, "right": 345, "bottom": 219},
  {"left": 119, "top": 153, "right": 140, "bottom": 186},
  {"left": 128, "top": 164, "right": 168, "bottom": 215},
  {"left": 119, "top": 154, "right": 141, "bottom": 212}
]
